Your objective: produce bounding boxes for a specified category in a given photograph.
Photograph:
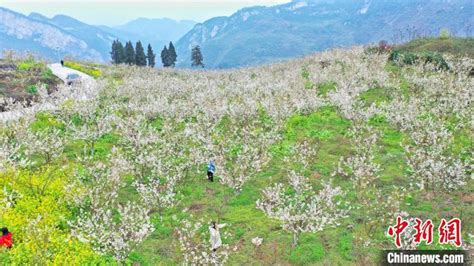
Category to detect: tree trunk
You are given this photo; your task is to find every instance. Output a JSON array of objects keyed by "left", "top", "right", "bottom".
[{"left": 292, "top": 232, "right": 299, "bottom": 246}]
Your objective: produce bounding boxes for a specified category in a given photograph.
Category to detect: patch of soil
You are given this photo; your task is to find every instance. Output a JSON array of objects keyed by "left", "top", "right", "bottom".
[
  {"left": 0, "top": 61, "right": 60, "bottom": 111},
  {"left": 205, "top": 187, "right": 215, "bottom": 195},
  {"left": 311, "top": 171, "right": 321, "bottom": 179},
  {"left": 188, "top": 203, "right": 205, "bottom": 211},
  {"left": 421, "top": 191, "right": 436, "bottom": 201},
  {"left": 461, "top": 193, "right": 474, "bottom": 203}
]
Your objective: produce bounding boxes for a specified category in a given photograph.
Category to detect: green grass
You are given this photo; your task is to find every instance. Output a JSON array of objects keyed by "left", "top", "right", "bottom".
[
  {"left": 395, "top": 37, "right": 474, "bottom": 58},
  {"left": 360, "top": 87, "right": 392, "bottom": 106},
  {"left": 17, "top": 57, "right": 45, "bottom": 71},
  {"left": 317, "top": 81, "right": 337, "bottom": 96},
  {"left": 41, "top": 68, "right": 55, "bottom": 82},
  {"left": 288, "top": 236, "right": 325, "bottom": 265},
  {"left": 64, "top": 61, "right": 102, "bottom": 78},
  {"left": 301, "top": 67, "right": 315, "bottom": 90},
  {"left": 30, "top": 112, "right": 65, "bottom": 132}
]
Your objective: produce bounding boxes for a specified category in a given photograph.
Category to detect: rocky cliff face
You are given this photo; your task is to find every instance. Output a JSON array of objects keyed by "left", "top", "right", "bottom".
[{"left": 0, "top": 8, "right": 108, "bottom": 61}]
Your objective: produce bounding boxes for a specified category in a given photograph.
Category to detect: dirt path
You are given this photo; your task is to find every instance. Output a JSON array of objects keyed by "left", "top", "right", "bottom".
[{"left": 48, "top": 63, "right": 94, "bottom": 84}]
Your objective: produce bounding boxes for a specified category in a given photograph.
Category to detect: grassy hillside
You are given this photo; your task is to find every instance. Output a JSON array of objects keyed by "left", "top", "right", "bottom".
[
  {"left": 0, "top": 58, "right": 60, "bottom": 110},
  {"left": 395, "top": 37, "right": 474, "bottom": 58},
  {"left": 0, "top": 45, "right": 472, "bottom": 265}
]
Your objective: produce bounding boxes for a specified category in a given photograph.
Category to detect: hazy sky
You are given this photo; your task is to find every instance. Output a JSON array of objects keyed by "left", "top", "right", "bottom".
[{"left": 1, "top": 0, "right": 291, "bottom": 26}]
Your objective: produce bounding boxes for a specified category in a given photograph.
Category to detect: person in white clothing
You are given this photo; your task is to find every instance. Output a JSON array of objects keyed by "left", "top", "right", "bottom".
[{"left": 209, "top": 221, "right": 226, "bottom": 252}]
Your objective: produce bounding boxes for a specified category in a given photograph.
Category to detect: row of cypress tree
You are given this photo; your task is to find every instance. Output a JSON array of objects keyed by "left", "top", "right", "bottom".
[
  {"left": 111, "top": 40, "right": 156, "bottom": 67},
  {"left": 160, "top": 42, "right": 204, "bottom": 68},
  {"left": 160, "top": 42, "right": 177, "bottom": 67},
  {"left": 111, "top": 40, "right": 204, "bottom": 68}
]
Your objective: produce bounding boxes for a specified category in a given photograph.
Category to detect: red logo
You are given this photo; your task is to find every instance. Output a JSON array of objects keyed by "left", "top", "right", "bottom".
[
  {"left": 387, "top": 216, "right": 409, "bottom": 248},
  {"left": 438, "top": 218, "right": 462, "bottom": 247},
  {"left": 388, "top": 216, "right": 462, "bottom": 248},
  {"left": 413, "top": 218, "right": 434, "bottom": 245}
]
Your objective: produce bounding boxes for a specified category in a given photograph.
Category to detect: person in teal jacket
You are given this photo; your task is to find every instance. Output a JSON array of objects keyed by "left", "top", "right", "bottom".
[{"left": 207, "top": 160, "right": 215, "bottom": 182}]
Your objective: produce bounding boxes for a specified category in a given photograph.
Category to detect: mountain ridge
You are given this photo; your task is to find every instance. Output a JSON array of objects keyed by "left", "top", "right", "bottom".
[
  {"left": 0, "top": 7, "right": 104, "bottom": 61},
  {"left": 108, "top": 17, "right": 196, "bottom": 52},
  {"left": 0, "top": 7, "right": 196, "bottom": 63},
  {"left": 175, "top": 0, "right": 473, "bottom": 68},
  {"left": 2, "top": 1, "right": 472, "bottom": 67}
]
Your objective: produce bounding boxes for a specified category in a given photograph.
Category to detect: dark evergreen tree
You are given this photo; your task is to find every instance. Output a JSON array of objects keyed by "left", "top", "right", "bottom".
[
  {"left": 110, "top": 40, "right": 119, "bottom": 64},
  {"left": 135, "top": 41, "right": 147, "bottom": 66},
  {"left": 116, "top": 41, "right": 125, "bottom": 64},
  {"left": 124, "top": 41, "right": 135, "bottom": 65},
  {"left": 168, "top": 41, "right": 177, "bottom": 67},
  {"left": 161, "top": 45, "right": 170, "bottom": 67},
  {"left": 147, "top": 44, "right": 156, "bottom": 67},
  {"left": 191, "top": 45, "right": 204, "bottom": 67}
]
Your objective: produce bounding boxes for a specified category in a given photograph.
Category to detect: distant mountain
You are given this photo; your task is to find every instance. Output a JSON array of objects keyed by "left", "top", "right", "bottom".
[
  {"left": 0, "top": 7, "right": 106, "bottom": 61},
  {"left": 0, "top": 8, "right": 196, "bottom": 63},
  {"left": 176, "top": 0, "right": 474, "bottom": 68},
  {"left": 99, "top": 18, "right": 196, "bottom": 53},
  {"left": 26, "top": 12, "right": 118, "bottom": 62}
]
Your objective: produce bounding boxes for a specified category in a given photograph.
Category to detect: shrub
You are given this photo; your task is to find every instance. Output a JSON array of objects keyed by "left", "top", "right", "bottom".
[
  {"left": 402, "top": 52, "right": 419, "bottom": 65},
  {"left": 439, "top": 28, "right": 451, "bottom": 39},
  {"left": 17, "top": 58, "right": 44, "bottom": 71},
  {"left": 388, "top": 49, "right": 401, "bottom": 61},
  {"left": 388, "top": 50, "right": 449, "bottom": 70},
  {"left": 41, "top": 68, "right": 54, "bottom": 82},
  {"left": 25, "top": 85, "right": 37, "bottom": 94},
  {"left": 422, "top": 51, "right": 449, "bottom": 70}
]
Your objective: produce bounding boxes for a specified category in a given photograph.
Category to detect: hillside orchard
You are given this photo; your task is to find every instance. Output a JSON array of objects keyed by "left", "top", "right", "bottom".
[{"left": 0, "top": 47, "right": 472, "bottom": 264}]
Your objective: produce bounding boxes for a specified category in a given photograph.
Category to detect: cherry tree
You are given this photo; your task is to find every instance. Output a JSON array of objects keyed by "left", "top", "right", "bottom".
[
  {"left": 402, "top": 118, "right": 469, "bottom": 191},
  {"left": 333, "top": 124, "right": 406, "bottom": 246},
  {"left": 334, "top": 125, "right": 381, "bottom": 195},
  {"left": 175, "top": 218, "right": 233, "bottom": 265},
  {"left": 20, "top": 128, "right": 64, "bottom": 165},
  {"left": 63, "top": 99, "right": 115, "bottom": 157},
  {"left": 257, "top": 141, "right": 344, "bottom": 246},
  {"left": 117, "top": 115, "right": 191, "bottom": 211},
  {"left": 70, "top": 149, "right": 154, "bottom": 261},
  {"left": 218, "top": 122, "right": 279, "bottom": 193},
  {"left": 257, "top": 172, "right": 347, "bottom": 245}
]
